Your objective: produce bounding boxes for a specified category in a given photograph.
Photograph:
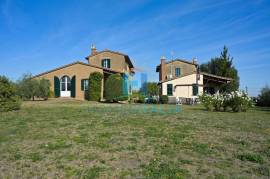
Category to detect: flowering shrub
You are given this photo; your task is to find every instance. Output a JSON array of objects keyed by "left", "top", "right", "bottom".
[
  {"left": 199, "top": 94, "right": 214, "bottom": 111},
  {"left": 230, "top": 91, "right": 253, "bottom": 112},
  {"left": 199, "top": 91, "right": 253, "bottom": 112}
]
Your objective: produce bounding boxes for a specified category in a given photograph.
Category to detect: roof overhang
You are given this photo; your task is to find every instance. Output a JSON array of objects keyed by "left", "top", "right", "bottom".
[{"left": 202, "top": 72, "right": 233, "bottom": 84}]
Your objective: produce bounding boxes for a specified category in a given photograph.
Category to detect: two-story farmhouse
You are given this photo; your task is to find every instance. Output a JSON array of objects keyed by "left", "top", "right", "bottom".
[
  {"left": 156, "top": 56, "right": 232, "bottom": 101},
  {"left": 33, "top": 46, "right": 135, "bottom": 100}
]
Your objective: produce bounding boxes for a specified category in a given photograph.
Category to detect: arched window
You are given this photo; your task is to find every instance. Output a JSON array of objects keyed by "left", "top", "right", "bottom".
[
  {"left": 61, "top": 76, "right": 71, "bottom": 91},
  {"left": 102, "top": 59, "right": 111, "bottom": 68}
]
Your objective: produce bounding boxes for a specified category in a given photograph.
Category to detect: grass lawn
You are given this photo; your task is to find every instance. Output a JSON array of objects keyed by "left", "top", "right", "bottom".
[{"left": 0, "top": 99, "right": 270, "bottom": 178}]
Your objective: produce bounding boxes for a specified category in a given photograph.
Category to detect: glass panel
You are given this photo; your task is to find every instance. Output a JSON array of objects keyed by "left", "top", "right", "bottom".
[
  {"left": 61, "top": 82, "right": 66, "bottom": 91},
  {"left": 175, "top": 68, "right": 180, "bottom": 77},
  {"left": 102, "top": 59, "right": 110, "bottom": 68},
  {"left": 66, "top": 76, "right": 71, "bottom": 83},
  {"left": 67, "top": 82, "right": 71, "bottom": 91},
  {"left": 84, "top": 80, "right": 89, "bottom": 91},
  {"left": 61, "top": 77, "right": 66, "bottom": 83},
  {"left": 167, "top": 84, "right": 173, "bottom": 96}
]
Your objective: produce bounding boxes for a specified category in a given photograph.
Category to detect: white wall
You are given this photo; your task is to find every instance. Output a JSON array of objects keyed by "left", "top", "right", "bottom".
[{"left": 162, "top": 74, "right": 203, "bottom": 98}]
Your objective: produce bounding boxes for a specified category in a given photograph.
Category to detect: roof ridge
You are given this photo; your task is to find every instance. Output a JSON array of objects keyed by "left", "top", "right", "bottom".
[{"left": 32, "top": 61, "right": 122, "bottom": 78}]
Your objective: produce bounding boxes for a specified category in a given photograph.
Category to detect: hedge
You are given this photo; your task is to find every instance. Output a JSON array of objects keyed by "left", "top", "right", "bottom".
[
  {"left": 88, "top": 72, "right": 103, "bottom": 101},
  {"left": 105, "top": 74, "right": 127, "bottom": 102},
  {"left": 0, "top": 76, "right": 21, "bottom": 112}
]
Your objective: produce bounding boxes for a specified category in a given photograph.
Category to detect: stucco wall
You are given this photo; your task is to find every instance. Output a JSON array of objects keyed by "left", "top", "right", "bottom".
[
  {"left": 162, "top": 74, "right": 203, "bottom": 98},
  {"left": 164, "top": 61, "right": 196, "bottom": 79},
  {"left": 87, "top": 52, "right": 131, "bottom": 74},
  {"left": 35, "top": 63, "right": 103, "bottom": 100}
]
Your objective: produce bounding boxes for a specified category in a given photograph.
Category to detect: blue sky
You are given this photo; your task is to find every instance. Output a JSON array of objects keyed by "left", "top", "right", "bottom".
[{"left": 0, "top": 0, "right": 270, "bottom": 96}]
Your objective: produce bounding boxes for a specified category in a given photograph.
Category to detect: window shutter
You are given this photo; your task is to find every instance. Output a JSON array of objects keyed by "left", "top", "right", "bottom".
[
  {"left": 193, "top": 84, "right": 198, "bottom": 96},
  {"left": 54, "top": 76, "right": 60, "bottom": 97},
  {"left": 108, "top": 59, "right": 111, "bottom": 68},
  {"left": 71, "top": 76, "right": 76, "bottom": 98},
  {"left": 101, "top": 60, "right": 104, "bottom": 68},
  {"left": 81, "top": 79, "right": 84, "bottom": 91},
  {"left": 167, "top": 84, "right": 173, "bottom": 96}
]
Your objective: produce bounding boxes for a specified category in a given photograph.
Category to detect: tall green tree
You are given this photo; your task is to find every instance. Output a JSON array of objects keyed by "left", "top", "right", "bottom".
[
  {"left": 257, "top": 85, "right": 270, "bottom": 107},
  {"left": 36, "top": 79, "right": 50, "bottom": 100},
  {"left": 200, "top": 46, "right": 239, "bottom": 92},
  {"left": 17, "top": 73, "right": 38, "bottom": 100},
  {"left": 140, "top": 82, "right": 159, "bottom": 96},
  {"left": 16, "top": 74, "right": 50, "bottom": 100}
]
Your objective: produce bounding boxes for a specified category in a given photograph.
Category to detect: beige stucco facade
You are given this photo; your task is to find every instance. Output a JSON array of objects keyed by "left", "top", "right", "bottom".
[
  {"left": 87, "top": 51, "right": 133, "bottom": 75},
  {"left": 164, "top": 61, "right": 197, "bottom": 80},
  {"left": 161, "top": 74, "right": 203, "bottom": 98},
  {"left": 33, "top": 48, "right": 134, "bottom": 100},
  {"left": 35, "top": 63, "right": 104, "bottom": 100},
  {"left": 157, "top": 58, "right": 232, "bottom": 101}
]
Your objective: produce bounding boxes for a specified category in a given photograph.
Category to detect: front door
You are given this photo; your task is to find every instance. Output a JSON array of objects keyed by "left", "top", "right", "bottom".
[{"left": 61, "top": 76, "right": 71, "bottom": 97}]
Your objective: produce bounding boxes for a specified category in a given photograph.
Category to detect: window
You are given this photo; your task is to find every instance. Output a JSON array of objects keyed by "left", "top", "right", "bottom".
[
  {"left": 81, "top": 79, "right": 89, "bottom": 91},
  {"left": 167, "top": 84, "right": 173, "bottom": 96},
  {"left": 61, "top": 76, "right": 71, "bottom": 91},
  {"left": 192, "top": 84, "right": 199, "bottom": 96},
  {"left": 102, "top": 59, "right": 111, "bottom": 68},
  {"left": 175, "top": 68, "right": 181, "bottom": 77}
]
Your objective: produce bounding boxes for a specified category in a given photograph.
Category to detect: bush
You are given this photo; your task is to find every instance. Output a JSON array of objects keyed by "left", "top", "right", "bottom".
[
  {"left": 199, "top": 91, "right": 252, "bottom": 112},
  {"left": 105, "top": 74, "right": 127, "bottom": 102},
  {"left": 160, "top": 95, "right": 168, "bottom": 104},
  {"left": 0, "top": 76, "right": 21, "bottom": 112},
  {"left": 199, "top": 94, "right": 214, "bottom": 111},
  {"left": 88, "top": 72, "right": 103, "bottom": 101},
  {"left": 137, "top": 94, "right": 146, "bottom": 103},
  {"left": 230, "top": 91, "right": 253, "bottom": 112}
]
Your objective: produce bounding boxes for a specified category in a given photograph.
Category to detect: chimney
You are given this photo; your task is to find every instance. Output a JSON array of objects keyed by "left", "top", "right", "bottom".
[
  {"left": 192, "top": 57, "right": 198, "bottom": 65},
  {"left": 91, "top": 44, "right": 97, "bottom": 55},
  {"left": 160, "top": 56, "right": 166, "bottom": 81}
]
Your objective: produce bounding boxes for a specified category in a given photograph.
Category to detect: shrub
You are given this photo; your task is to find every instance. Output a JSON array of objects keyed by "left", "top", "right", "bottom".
[
  {"left": 230, "top": 91, "right": 253, "bottom": 112},
  {"left": 88, "top": 72, "right": 103, "bottom": 101},
  {"left": 212, "top": 95, "right": 224, "bottom": 111},
  {"left": 199, "top": 91, "right": 252, "bottom": 112},
  {"left": 160, "top": 95, "right": 168, "bottom": 104},
  {"left": 199, "top": 94, "right": 214, "bottom": 111},
  {"left": 137, "top": 94, "right": 146, "bottom": 103},
  {"left": 0, "top": 76, "right": 21, "bottom": 112},
  {"left": 105, "top": 74, "right": 127, "bottom": 102}
]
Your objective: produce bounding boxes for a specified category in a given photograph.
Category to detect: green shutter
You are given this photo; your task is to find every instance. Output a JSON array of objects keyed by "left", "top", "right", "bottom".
[
  {"left": 108, "top": 59, "right": 111, "bottom": 68},
  {"left": 81, "top": 79, "right": 84, "bottom": 91},
  {"left": 54, "top": 76, "right": 60, "bottom": 97},
  {"left": 101, "top": 60, "right": 104, "bottom": 67},
  {"left": 193, "top": 84, "right": 198, "bottom": 96},
  {"left": 71, "top": 76, "right": 76, "bottom": 98},
  {"left": 167, "top": 84, "right": 173, "bottom": 96}
]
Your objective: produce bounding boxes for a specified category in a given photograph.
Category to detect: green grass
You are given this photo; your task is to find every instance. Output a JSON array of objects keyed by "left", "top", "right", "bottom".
[{"left": 0, "top": 99, "right": 270, "bottom": 178}]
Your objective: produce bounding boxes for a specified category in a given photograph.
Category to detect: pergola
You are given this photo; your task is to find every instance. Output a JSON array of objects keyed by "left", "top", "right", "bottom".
[{"left": 201, "top": 72, "right": 233, "bottom": 94}]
